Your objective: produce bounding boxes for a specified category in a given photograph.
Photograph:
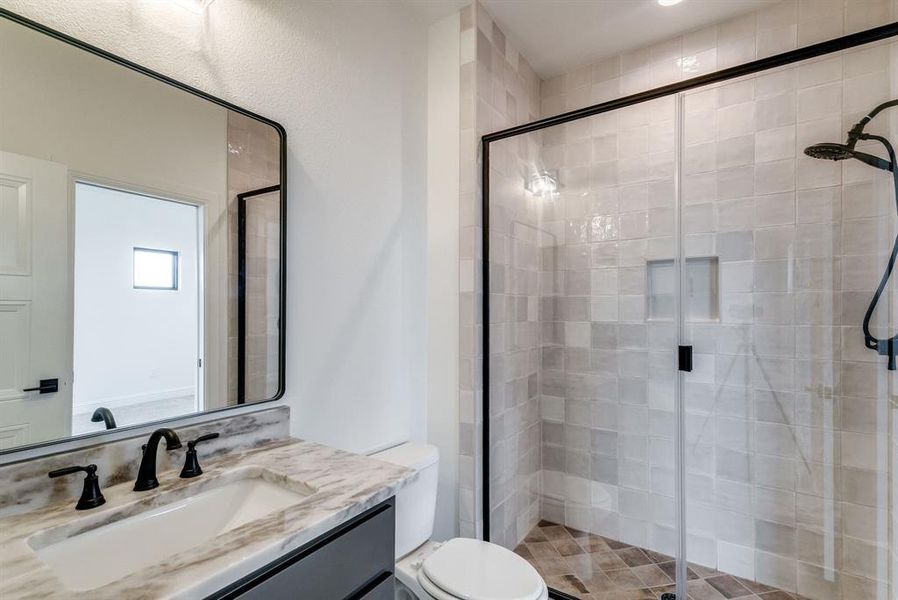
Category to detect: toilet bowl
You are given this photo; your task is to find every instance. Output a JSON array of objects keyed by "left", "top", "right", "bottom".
[{"left": 373, "top": 443, "right": 547, "bottom": 600}]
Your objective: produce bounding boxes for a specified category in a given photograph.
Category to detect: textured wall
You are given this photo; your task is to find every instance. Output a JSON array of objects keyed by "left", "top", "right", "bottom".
[{"left": 0, "top": 0, "right": 429, "bottom": 454}]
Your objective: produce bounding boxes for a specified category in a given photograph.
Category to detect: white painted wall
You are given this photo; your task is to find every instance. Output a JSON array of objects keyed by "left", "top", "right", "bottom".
[
  {"left": 73, "top": 183, "right": 198, "bottom": 410},
  {"left": 426, "top": 12, "right": 461, "bottom": 541},
  {"left": 0, "top": 0, "right": 429, "bottom": 453}
]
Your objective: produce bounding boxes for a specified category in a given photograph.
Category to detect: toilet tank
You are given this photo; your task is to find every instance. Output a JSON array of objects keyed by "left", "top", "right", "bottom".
[{"left": 372, "top": 442, "right": 439, "bottom": 559}]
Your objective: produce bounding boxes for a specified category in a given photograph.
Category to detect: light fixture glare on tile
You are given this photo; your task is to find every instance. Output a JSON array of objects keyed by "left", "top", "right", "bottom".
[
  {"left": 525, "top": 170, "right": 560, "bottom": 201},
  {"left": 658, "top": 0, "right": 684, "bottom": 5},
  {"left": 679, "top": 55, "right": 698, "bottom": 73}
]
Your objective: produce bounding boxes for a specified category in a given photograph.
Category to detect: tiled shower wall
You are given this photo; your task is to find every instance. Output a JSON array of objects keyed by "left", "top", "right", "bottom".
[
  {"left": 521, "top": 0, "right": 898, "bottom": 598},
  {"left": 471, "top": 2, "right": 898, "bottom": 591},
  {"left": 457, "top": 2, "right": 542, "bottom": 547},
  {"left": 540, "top": 0, "right": 896, "bottom": 121}
]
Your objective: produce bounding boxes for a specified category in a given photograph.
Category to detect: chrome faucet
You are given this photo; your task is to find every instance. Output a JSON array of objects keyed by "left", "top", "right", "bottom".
[{"left": 134, "top": 428, "right": 182, "bottom": 491}]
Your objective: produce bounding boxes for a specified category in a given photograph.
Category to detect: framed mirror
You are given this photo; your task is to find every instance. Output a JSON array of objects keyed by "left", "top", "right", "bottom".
[{"left": 0, "top": 9, "right": 286, "bottom": 454}]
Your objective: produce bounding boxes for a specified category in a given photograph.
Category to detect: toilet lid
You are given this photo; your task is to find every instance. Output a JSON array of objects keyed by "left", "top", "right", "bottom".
[{"left": 421, "top": 538, "right": 544, "bottom": 600}]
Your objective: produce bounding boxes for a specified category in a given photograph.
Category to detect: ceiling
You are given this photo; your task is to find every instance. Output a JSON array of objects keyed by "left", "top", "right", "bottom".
[{"left": 404, "top": 0, "right": 778, "bottom": 79}]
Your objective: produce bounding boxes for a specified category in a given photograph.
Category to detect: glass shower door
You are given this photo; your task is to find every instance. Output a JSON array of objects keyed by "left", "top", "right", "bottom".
[
  {"left": 678, "top": 39, "right": 897, "bottom": 600},
  {"left": 486, "top": 30, "right": 898, "bottom": 600},
  {"left": 486, "top": 92, "right": 683, "bottom": 597}
]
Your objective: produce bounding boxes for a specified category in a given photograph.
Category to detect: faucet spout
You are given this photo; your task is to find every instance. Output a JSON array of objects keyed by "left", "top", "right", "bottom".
[
  {"left": 134, "top": 428, "right": 182, "bottom": 491},
  {"left": 91, "top": 407, "right": 117, "bottom": 430}
]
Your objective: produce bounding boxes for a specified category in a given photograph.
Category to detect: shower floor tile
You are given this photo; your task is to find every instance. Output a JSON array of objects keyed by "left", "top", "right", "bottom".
[{"left": 514, "top": 520, "right": 807, "bottom": 600}]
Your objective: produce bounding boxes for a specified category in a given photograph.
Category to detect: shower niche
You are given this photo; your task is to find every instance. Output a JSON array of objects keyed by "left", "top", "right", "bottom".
[
  {"left": 647, "top": 257, "right": 719, "bottom": 322},
  {"left": 484, "top": 32, "right": 898, "bottom": 600}
]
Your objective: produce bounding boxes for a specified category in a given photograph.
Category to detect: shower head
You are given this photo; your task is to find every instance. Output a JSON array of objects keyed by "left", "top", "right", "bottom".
[
  {"left": 804, "top": 141, "right": 893, "bottom": 172},
  {"left": 804, "top": 99, "right": 898, "bottom": 173},
  {"left": 803, "top": 142, "right": 856, "bottom": 161}
]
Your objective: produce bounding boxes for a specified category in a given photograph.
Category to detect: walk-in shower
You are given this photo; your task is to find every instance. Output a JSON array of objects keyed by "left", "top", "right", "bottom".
[
  {"left": 806, "top": 99, "right": 898, "bottom": 369},
  {"left": 483, "top": 23, "right": 898, "bottom": 600}
]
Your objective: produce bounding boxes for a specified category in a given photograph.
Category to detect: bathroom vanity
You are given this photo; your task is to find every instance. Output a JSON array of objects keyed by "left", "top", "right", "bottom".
[
  {"left": 0, "top": 439, "right": 414, "bottom": 599},
  {"left": 215, "top": 498, "right": 396, "bottom": 599}
]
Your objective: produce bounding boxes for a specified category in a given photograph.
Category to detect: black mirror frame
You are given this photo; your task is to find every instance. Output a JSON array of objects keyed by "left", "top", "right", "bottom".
[{"left": 0, "top": 7, "right": 287, "bottom": 457}]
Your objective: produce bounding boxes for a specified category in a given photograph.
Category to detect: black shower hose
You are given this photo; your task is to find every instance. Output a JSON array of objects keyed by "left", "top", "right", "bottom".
[{"left": 861, "top": 133, "right": 898, "bottom": 369}]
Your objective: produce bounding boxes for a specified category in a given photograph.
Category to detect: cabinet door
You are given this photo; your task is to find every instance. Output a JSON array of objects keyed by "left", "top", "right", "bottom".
[
  {"left": 356, "top": 573, "right": 394, "bottom": 600},
  {"left": 214, "top": 499, "right": 395, "bottom": 600}
]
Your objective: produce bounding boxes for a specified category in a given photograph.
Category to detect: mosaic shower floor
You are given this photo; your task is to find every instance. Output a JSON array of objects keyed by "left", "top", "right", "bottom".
[{"left": 514, "top": 520, "right": 806, "bottom": 600}]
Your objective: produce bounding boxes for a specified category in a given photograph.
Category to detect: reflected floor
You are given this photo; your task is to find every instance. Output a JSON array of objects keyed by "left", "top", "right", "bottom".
[
  {"left": 515, "top": 520, "right": 806, "bottom": 600},
  {"left": 72, "top": 394, "right": 196, "bottom": 435}
]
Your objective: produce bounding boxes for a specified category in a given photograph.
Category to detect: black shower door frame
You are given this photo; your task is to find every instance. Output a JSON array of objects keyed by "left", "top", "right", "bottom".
[
  {"left": 480, "top": 21, "right": 898, "bottom": 600},
  {"left": 237, "top": 184, "right": 282, "bottom": 405}
]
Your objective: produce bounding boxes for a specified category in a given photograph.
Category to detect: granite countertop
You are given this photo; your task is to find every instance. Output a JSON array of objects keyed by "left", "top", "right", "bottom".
[{"left": 0, "top": 439, "right": 415, "bottom": 599}]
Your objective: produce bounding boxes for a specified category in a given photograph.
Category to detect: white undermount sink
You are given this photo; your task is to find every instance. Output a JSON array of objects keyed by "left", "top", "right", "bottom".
[{"left": 28, "top": 467, "right": 316, "bottom": 591}]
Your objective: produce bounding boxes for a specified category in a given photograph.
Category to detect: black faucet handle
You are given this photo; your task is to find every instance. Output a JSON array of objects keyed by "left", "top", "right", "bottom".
[
  {"left": 49, "top": 464, "right": 95, "bottom": 478},
  {"left": 188, "top": 432, "right": 220, "bottom": 448},
  {"left": 48, "top": 464, "right": 106, "bottom": 510},
  {"left": 180, "top": 432, "right": 219, "bottom": 479}
]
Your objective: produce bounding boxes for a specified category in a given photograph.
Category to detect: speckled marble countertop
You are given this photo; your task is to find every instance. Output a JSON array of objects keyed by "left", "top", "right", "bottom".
[{"left": 0, "top": 439, "right": 415, "bottom": 599}]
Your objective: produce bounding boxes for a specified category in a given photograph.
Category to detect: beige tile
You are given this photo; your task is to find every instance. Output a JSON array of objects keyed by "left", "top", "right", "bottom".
[
  {"left": 631, "top": 563, "right": 672, "bottom": 587},
  {"left": 687, "top": 579, "right": 728, "bottom": 600},
  {"left": 592, "top": 550, "right": 630, "bottom": 571}
]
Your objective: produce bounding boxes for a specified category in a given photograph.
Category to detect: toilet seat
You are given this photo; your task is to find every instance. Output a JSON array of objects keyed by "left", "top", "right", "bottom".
[
  {"left": 417, "top": 569, "right": 467, "bottom": 600},
  {"left": 417, "top": 570, "right": 548, "bottom": 600},
  {"left": 416, "top": 538, "right": 546, "bottom": 600}
]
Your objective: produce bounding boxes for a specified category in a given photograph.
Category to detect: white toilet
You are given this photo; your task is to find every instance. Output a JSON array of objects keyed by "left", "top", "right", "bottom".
[{"left": 373, "top": 443, "right": 548, "bottom": 600}]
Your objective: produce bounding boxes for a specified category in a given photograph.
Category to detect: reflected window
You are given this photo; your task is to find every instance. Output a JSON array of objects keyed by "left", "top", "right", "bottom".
[{"left": 133, "top": 247, "right": 179, "bottom": 290}]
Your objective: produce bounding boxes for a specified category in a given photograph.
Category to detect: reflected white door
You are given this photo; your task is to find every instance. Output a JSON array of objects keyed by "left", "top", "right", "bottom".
[{"left": 0, "top": 151, "right": 71, "bottom": 448}]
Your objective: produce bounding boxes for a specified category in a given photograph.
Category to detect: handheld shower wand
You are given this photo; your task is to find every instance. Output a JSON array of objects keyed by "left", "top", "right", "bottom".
[{"left": 805, "top": 99, "right": 898, "bottom": 369}]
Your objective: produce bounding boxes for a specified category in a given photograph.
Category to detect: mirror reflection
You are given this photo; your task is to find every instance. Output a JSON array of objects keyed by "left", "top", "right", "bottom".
[{"left": 0, "top": 14, "right": 284, "bottom": 451}]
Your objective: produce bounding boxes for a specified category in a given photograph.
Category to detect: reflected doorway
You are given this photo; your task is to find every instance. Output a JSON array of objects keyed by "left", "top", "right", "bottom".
[{"left": 72, "top": 182, "right": 202, "bottom": 434}]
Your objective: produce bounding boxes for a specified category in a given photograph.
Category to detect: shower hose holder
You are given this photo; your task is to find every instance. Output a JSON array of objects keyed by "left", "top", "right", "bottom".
[{"left": 867, "top": 336, "right": 898, "bottom": 371}]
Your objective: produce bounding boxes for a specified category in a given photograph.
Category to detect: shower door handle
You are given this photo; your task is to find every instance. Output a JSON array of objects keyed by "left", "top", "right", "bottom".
[
  {"left": 23, "top": 378, "right": 59, "bottom": 394},
  {"left": 677, "top": 346, "right": 693, "bottom": 372}
]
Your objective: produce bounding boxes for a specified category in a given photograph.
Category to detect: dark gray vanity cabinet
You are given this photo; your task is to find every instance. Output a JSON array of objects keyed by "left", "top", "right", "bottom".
[{"left": 209, "top": 498, "right": 395, "bottom": 600}]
